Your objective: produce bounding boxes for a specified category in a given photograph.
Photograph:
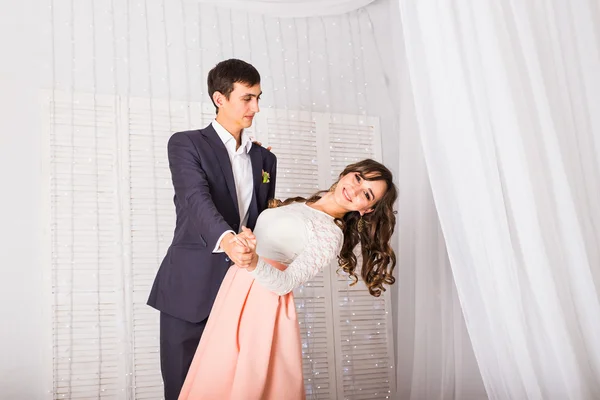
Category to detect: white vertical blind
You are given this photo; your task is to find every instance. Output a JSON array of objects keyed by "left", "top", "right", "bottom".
[{"left": 46, "top": 93, "right": 394, "bottom": 399}]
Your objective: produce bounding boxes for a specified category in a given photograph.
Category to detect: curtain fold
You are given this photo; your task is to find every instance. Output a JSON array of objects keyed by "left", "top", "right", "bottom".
[
  {"left": 394, "top": 16, "right": 487, "bottom": 398},
  {"left": 398, "top": 0, "right": 600, "bottom": 398},
  {"left": 194, "top": 0, "right": 375, "bottom": 18}
]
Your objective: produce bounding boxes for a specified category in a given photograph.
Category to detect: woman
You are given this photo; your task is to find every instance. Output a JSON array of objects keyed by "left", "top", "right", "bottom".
[{"left": 179, "top": 159, "right": 397, "bottom": 400}]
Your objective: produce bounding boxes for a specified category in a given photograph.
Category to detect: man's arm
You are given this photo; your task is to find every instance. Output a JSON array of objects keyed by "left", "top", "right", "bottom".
[
  {"left": 168, "top": 132, "right": 232, "bottom": 248},
  {"left": 168, "top": 132, "right": 253, "bottom": 266}
]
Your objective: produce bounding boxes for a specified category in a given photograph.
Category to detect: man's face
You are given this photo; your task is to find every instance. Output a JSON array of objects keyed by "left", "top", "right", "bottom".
[{"left": 214, "top": 82, "right": 261, "bottom": 131}]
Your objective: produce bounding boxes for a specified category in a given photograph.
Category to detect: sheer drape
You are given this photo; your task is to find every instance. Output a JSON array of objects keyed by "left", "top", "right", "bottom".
[
  {"left": 399, "top": 0, "right": 600, "bottom": 398},
  {"left": 394, "top": 26, "right": 486, "bottom": 399}
]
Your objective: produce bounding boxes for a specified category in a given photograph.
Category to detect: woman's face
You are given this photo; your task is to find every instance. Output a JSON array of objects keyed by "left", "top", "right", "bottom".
[{"left": 333, "top": 172, "right": 387, "bottom": 215}]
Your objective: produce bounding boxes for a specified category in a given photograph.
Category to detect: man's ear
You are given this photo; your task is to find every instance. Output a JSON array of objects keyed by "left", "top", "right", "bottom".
[{"left": 212, "top": 91, "right": 224, "bottom": 108}]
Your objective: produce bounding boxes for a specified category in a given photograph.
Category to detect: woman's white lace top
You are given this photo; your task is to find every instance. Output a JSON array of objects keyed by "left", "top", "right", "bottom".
[{"left": 249, "top": 202, "right": 343, "bottom": 295}]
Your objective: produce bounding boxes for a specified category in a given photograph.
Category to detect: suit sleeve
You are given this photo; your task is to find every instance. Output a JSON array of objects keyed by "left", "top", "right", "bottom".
[{"left": 168, "top": 132, "right": 232, "bottom": 250}]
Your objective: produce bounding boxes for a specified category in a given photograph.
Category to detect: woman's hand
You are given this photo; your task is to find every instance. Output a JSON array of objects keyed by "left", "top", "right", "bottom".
[
  {"left": 237, "top": 227, "right": 256, "bottom": 250},
  {"left": 234, "top": 227, "right": 259, "bottom": 271}
]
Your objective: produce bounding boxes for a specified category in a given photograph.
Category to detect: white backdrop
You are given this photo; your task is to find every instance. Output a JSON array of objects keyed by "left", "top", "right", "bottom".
[
  {"left": 12, "top": 0, "right": 598, "bottom": 398},
  {"left": 0, "top": 0, "right": 415, "bottom": 398},
  {"left": 195, "top": 0, "right": 377, "bottom": 17}
]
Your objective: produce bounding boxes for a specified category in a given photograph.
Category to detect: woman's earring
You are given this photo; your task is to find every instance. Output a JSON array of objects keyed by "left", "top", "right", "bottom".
[{"left": 357, "top": 216, "right": 365, "bottom": 233}]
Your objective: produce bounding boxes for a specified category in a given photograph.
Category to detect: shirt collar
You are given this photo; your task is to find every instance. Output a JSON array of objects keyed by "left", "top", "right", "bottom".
[{"left": 212, "top": 119, "right": 253, "bottom": 154}]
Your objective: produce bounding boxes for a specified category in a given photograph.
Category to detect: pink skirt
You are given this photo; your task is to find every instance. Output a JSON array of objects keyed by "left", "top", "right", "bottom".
[{"left": 178, "top": 262, "right": 305, "bottom": 400}]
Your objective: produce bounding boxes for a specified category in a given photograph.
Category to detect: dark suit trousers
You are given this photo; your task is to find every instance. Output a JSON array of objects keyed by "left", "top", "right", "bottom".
[{"left": 160, "top": 312, "right": 207, "bottom": 400}]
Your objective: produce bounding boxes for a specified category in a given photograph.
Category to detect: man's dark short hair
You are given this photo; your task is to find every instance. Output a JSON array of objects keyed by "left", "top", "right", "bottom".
[{"left": 207, "top": 59, "right": 261, "bottom": 113}]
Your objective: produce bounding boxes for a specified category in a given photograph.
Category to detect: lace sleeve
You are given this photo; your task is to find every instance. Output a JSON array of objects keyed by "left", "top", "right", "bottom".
[{"left": 249, "top": 218, "right": 343, "bottom": 295}]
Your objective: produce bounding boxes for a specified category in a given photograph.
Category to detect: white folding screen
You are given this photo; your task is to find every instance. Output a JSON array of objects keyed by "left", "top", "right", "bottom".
[
  {"left": 45, "top": 91, "right": 394, "bottom": 399},
  {"left": 327, "top": 120, "right": 395, "bottom": 400},
  {"left": 255, "top": 109, "right": 395, "bottom": 399},
  {"left": 44, "top": 92, "right": 123, "bottom": 398}
]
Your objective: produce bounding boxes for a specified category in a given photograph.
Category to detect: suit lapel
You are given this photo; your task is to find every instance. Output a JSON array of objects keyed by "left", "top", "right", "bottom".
[
  {"left": 247, "top": 145, "right": 263, "bottom": 228},
  {"left": 249, "top": 145, "right": 263, "bottom": 194},
  {"left": 201, "top": 125, "right": 239, "bottom": 218}
]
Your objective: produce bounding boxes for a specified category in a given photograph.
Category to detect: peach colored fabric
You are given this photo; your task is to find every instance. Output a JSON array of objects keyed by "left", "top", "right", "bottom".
[{"left": 179, "top": 260, "right": 305, "bottom": 400}]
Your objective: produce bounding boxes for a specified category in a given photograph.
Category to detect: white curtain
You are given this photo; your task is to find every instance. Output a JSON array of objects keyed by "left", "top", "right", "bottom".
[
  {"left": 399, "top": 0, "right": 600, "bottom": 399},
  {"left": 195, "top": 0, "right": 375, "bottom": 18},
  {"left": 394, "top": 28, "right": 487, "bottom": 398}
]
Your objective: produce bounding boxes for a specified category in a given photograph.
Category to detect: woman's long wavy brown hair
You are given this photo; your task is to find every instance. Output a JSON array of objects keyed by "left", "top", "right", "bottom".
[{"left": 268, "top": 159, "right": 397, "bottom": 297}]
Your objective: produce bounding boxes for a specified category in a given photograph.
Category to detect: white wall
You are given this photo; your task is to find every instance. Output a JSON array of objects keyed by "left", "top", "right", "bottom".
[
  {"left": 0, "top": 0, "right": 400, "bottom": 398},
  {"left": 0, "top": 0, "right": 49, "bottom": 398}
]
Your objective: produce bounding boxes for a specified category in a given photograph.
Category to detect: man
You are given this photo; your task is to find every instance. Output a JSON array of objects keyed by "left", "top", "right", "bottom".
[{"left": 147, "top": 59, "right": 277, "bottom": 400}]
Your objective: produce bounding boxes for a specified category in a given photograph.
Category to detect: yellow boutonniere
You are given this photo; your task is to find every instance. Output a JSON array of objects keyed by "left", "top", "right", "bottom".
[{"left": 262, "top": 170, "right": 270, "bottom": 184}]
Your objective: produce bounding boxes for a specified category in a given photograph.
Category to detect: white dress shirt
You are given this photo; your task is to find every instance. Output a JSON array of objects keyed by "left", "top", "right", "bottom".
[{"left": 212, "top": 119, "right": 254, "bottom": 252}]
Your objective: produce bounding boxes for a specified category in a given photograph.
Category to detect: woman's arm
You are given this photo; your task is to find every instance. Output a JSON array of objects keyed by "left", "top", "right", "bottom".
[{"left": 243, "top": 222, "right": 343, "bottom": 295}]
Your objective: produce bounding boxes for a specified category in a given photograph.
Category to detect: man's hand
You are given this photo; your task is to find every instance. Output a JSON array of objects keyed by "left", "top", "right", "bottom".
[
  {"left": 220, "top": 232, "right": 253, "bottom": 267},
  {"left": 236, "top": 227, "right": 259, "bottom": 272}
]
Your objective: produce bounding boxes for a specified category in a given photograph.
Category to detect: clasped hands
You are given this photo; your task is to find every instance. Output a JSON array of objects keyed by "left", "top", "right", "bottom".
[{"left": 221, "top": 227, "right": 258, "bottom": 271}]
